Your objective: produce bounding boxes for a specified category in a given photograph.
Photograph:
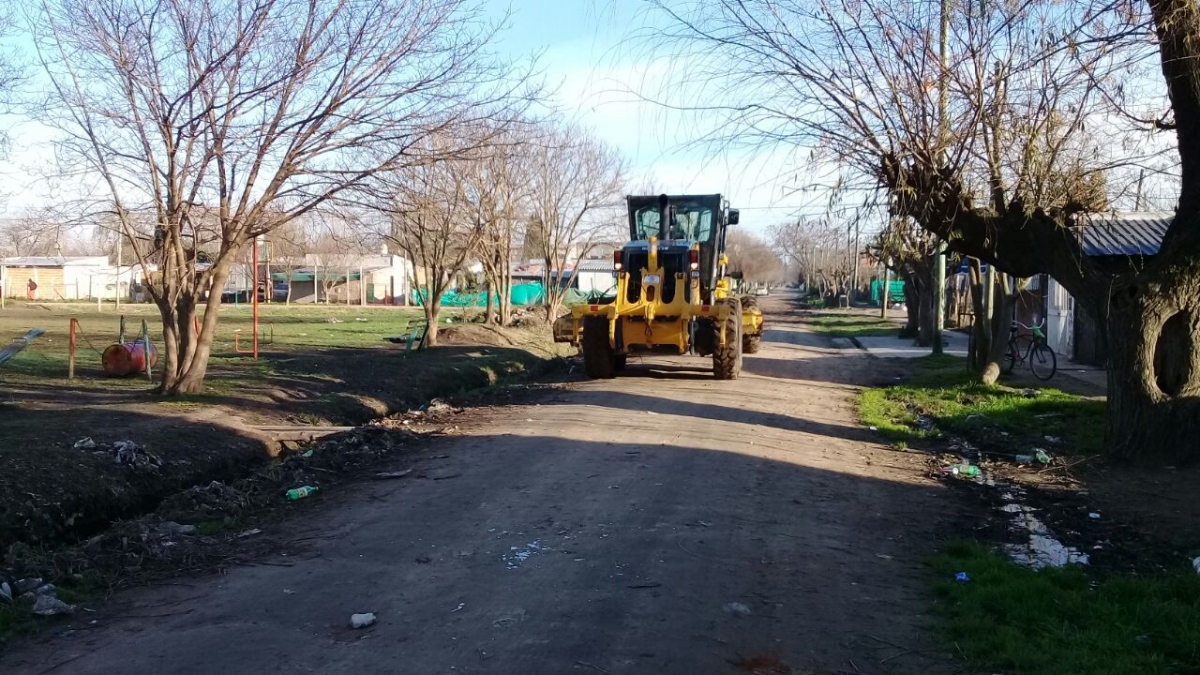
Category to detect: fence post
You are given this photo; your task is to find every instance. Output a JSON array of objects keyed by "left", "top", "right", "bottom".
[
  {"left": 141, "top": 319, "right": 152, "bottom": 382},
  {"left": 69, "top": 318, "right": 77, "bottom": 379},
  {"left": 119, "top": 315, "right": 126, "bottom": 344}
]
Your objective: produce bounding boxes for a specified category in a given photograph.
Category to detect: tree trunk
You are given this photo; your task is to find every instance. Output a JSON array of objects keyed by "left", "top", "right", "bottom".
[
  {"left": 498, "top": 266, "right": 513, "bottom": 326},
  {"left": 900, "top": 273, "right": 920, "bottom": 339},
  {"left": 483, "top": 276, "right": 496, "bottom": 325},
  {"left": 966, "top": 262, "right": 1013, "bottom": 385},
  {"left": 424, "top": 297, "right": 442, "bottom": 347},
  {"left": 1103, "top": 263, "right": 1200, "bottom": 462}
]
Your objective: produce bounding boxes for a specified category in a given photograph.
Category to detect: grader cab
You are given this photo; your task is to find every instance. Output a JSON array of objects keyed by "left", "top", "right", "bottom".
[{"left": 553, "top": 193, "right": 764, "bottom": 379}]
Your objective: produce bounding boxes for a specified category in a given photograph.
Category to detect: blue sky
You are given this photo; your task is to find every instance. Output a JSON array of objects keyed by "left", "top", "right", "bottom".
[
  {"left": 492, "top": 0, "right": 822, "bottom": 234},
  {"left": 0, "top": 0, "right": 819, "bottom": 236}
]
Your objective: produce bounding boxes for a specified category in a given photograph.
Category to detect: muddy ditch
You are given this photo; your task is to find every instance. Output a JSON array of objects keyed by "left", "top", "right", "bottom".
[
  {"left": 0, "top": 345, "right": 573, "bottom": 638},
  {"left": 918, "top": 421, "right": 1193, "bottom": 576}
]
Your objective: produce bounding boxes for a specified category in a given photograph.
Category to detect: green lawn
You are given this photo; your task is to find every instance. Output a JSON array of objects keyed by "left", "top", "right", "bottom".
[
  {"left": 858, "top": 354, "right": 1106, "bottom": 455},
  {"left": 0, "top": 302, "right": 428, "bottom": 386},
  {"left": 932, "top": 541, "right": 1200, "bottom": 675},
  {"left": 804, "top": 313, "right": 901, "bottom": 338}
]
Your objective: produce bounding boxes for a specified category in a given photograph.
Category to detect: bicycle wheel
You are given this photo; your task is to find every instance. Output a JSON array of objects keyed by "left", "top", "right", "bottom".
[
  {"left": 1029, "top": 343, "right": 1057, "bottom": 380},
  {"left": 1003, "top": 338, "right": 1020, "bottom": 374}
]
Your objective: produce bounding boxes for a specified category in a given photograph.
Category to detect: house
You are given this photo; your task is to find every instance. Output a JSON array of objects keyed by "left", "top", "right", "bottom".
[
  {"left": 574, "top": 258, "right": 617, "bottom": 297},
  {"left": 0, "top": 256, "right": 117, "bottom": 300},
  {"left": 1044, "top": 212, "right": 1170, "bottom": 365},
  {"left": 275, "top": 254, "right": 415, "bottom": 305}
]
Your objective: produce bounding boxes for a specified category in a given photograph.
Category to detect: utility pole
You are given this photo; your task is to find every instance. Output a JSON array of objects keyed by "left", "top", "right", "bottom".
[
  {"left": 115, "top": 239, "right": 122, "bottom": 310},
  {"left": 880, "top": 259, "right": 890, "bottom": 319},
  {"left": 1135, "top": 168, "right": 1146, "bottom": 211},
  {"left": 932, "top": 0, "right": 950, "bottom": 355},
  {"left": 851, "top": 220, "right": 860, "bottom": 305}
]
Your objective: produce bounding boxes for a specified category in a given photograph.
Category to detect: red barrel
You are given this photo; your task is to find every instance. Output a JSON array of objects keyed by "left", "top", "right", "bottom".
[{"left": 102, "top": 341, "right": 159, "bottom": 376}]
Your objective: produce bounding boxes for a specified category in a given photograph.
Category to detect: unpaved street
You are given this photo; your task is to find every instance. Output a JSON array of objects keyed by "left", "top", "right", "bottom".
[{"left": 5, "top": 296, "right": 962, "bottom": 674}]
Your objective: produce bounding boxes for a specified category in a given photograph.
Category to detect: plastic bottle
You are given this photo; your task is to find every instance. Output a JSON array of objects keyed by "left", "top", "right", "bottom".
[
  {"left": 1035, "top": 449, "right": 1051, "bottom": 464},
  {"left": 286, "top": 485, "right": 318, "bottom": 500},
  {"left": 945, "top": 464, "right": 980, "bottom": 477}
]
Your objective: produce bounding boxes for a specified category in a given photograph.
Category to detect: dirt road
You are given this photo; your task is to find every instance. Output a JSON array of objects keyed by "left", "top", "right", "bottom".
[{"left": 4, "top": 295, "right": 963, "bottom": 674}]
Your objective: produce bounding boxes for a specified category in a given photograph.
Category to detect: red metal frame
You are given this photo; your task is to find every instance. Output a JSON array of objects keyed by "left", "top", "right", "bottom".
[{"left": 234, "top": 237, "right": 260, "bottom": 359}]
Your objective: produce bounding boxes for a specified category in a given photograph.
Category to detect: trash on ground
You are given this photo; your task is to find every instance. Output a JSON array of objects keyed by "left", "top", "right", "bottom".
[
  {"left": 112, "top": 440, "right": 140, "bottom": 465},
  {"left": 1192, "top": 556, "right": 1200, "bottom": 574},
  {"left": 723, "top": 601, "right": 752, "bottom": 616},
  {"left": 504, "top": 540, "right": 544, "bottom": 569},
  {"left": 0, "top": 582, "right": 11, "bottom": 603},
  {"left": 32, "top": 594, "right": 75, "bottom": 616},
  {"left": 14, "top": 578, "right": 43, "bottom": 595},
  {"left": 955, "top": 572, "right": 971, "bottom": 583},
  {"left": 868, "top": 426, "right": 878, "bottom": 431},
  {"left": 286, "top": 485, "right": 319, "bottom": 500},
  {"left": 158, "top": 521, "right": 197, "bottom": 536},
  {"left": 1014, "top": 454, "right": 1034, "bottom": 465},
  {"left": 374, "top": 469, "right": 413, "bottom": 480},
  {"left": 1044, "top": 435, "right": 1062, "bottom": 444},
  {"left": 73, "top": 437, "right": 97, "bottom": 449},
  {"left": 942, "top": 463, "right": 980, "bottom": 478},
  {"left": 1088, "top": 512, "right": 1101, "bottom": 519},
  {"left": 875, "top": 554, "right": 893, "bottom": 560},
  {"left": 1035, "top": 449, "right": 1052, "bottom": 464},
  {"left": 350, "top": 612, "right": 376, "bottom": 629},
  {"left": 451, "top": 602, "right": 465, "bottom": 612}
]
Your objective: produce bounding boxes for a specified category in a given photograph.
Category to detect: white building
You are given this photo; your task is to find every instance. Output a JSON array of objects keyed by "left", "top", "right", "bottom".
[{"left": 0, "top": 256, "right": 118, "bottom": 300}]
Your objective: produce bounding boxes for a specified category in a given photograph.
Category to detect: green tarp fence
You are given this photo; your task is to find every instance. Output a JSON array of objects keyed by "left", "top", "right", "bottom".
[
  {"left": 870, "top": 280, "right": 906, "bottom": 305},
  {"left": 411, "top": 282, "right": 615, "bottom": 308}
]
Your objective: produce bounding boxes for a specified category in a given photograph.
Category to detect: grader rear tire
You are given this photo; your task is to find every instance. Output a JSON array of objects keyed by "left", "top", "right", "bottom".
[
  {"left": 740, "top": 295, "right": 761, "bottom": 354},
  {"left": 742, "top": 334, "right": 761, "bottom": 354},
  {"left": 582, "top": 316, "right": 616, "bottom": 379},
  {"left": 712, "top": 299, "right": 743, "bottom": 380}
]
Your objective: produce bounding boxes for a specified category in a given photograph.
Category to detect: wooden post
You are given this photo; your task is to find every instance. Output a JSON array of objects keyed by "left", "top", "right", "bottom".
[
  {"left": 68, "top": 318, "right": 77, "bottom": 379},
  {"left": 119, "top": 315, "right": 126, "bottom": 344},
  {"left": 141, "top": 319, "right": 152, "bottom": 381}
]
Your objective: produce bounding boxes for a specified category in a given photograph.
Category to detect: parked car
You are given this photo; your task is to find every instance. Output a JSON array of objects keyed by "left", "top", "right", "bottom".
[{"left": 272, "top": 280, "right": 289, "bottom": 302}]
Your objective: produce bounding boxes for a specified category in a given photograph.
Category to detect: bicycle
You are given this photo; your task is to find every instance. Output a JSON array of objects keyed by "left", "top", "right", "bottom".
[{"left": 1004, "top": 320, "right": 1057, "bottom": 380}]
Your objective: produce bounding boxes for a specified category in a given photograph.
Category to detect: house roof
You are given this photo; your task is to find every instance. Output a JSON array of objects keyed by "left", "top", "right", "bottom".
[
  {"left": 1, "top": 256, "right": 109, "bottom": 267},
  {"left": 1080, "top": 212, "right": 1172, "bottom": 257},
  {"left": 575, "top": 258, "right": 615, "bottom": 272}
]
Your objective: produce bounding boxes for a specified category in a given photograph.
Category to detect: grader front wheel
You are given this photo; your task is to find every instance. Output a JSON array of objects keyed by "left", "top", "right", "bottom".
[
  {"left": 582, "top": 316, "right": 617, "bottom": 379},
  {"left": 712, "top": 299, "right": 743, "bottom": 380}
]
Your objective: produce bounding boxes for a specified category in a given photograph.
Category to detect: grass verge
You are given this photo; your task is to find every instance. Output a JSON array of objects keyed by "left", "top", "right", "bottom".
[
  {"left": 804, "top": 313, "right": 900, "bottom": 338},
  {"left": 858, "top": 355, "right": 1105, "bottom": 455},
  {"left": 932, "top": 541, "right": 1200, "bottom": 675}
]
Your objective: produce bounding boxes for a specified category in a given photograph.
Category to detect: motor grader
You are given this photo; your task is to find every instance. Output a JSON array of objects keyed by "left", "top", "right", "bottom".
[{"left": 553, "top": 193, "right": 764, "bottom": 379}]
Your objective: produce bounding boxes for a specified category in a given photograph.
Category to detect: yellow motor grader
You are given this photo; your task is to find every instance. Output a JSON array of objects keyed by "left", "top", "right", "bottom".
[{"left": 553, "top": 193, "right": 764, "bottom": 379}]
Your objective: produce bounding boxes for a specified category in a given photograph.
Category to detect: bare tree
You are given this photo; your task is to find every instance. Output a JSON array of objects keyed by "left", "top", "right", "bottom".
[
  {"left": 380, "top": 149, "right": 486, "bottom": 346},
  {"left": 725, "top": 229, "right": 785, "bottom": 286},
  {"left": 769, "top": 218, "right": 851, "bottom": 297},
  {"left": 644, "top": 0, "right": 1200, "bottom": 460},
  {"left": 527, "top": 126, "right": 625, "bottom": 320},
  {"left": 28, "top": 0, "right": 532, "bottom": 393},
  {"left": 869, "top": 219, "right": 937, "bottom": 344},
  {"left": 468, "top": 130, "right": 532, "bottom": 326}
]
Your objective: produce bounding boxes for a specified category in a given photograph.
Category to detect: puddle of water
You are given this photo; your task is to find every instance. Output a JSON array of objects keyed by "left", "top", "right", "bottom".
[{"left": 1001, "top": 504, "right": 1089, "bottom": 568}]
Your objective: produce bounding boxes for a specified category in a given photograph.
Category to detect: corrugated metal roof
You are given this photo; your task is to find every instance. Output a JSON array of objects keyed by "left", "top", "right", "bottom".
[
  {"left": 2, "top": 256, "right": 114, "bottom": 267},
  {"left": 575, "top": 258, "right": 615, "bottom": 272},
  {"left": 1080, "top": 212, "right": 1172, "bottom": 257}
]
